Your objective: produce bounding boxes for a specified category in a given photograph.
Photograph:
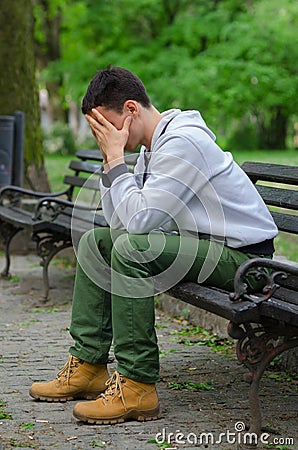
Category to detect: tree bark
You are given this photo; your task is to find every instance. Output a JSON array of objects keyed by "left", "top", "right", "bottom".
[
  {"left": 0, "top": 0, "right": 50, "bottom": 191},
  {"left": 267, "top": 106, "right": 287, "bottom": 150},
  {"left": 35, "top": 0, "right": 66, "bottom": 124},
  {"left": 257, "top": 107, "right": 287, "bottom": 150}
]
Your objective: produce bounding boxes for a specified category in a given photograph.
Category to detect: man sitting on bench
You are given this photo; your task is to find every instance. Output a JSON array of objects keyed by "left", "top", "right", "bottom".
[{"left": 29, "top": 66, "right": 277, "bottom": 425}]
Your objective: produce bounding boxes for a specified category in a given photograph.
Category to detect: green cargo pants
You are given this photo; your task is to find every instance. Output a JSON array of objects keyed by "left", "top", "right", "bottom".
[{"left": 69, "top": 227, "right": 263, "bottom": 383}]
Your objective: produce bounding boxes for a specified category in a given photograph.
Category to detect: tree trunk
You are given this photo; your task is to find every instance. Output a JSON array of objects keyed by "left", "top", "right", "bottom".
[
  {"left": 0, "top": 0, "right": 50, "bottom": 191},
  {"left": 35, "top": 0, "right": 66, "bottom": 124},
  {"left": 267, "top": 106, "right": 287, "bottom": 150},
  {"left": 257, "top": 107, "right": 287, "bottom": 150}
]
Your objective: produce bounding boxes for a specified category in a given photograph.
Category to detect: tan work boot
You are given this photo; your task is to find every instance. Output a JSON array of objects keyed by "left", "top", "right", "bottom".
[
  {"left": 73, "top": 371, "right": 160, "bottom": 424},
  {"left": 29, "top": 355, "right": 109, "bottom": 402}
]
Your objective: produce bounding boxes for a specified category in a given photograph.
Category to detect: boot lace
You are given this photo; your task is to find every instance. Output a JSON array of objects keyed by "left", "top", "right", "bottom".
[
  {"left": 100, "top": 371, "right": 126, "bottom": 408},
  {"left": 56, "top": 355, "right": 80, "bottom": 385}
]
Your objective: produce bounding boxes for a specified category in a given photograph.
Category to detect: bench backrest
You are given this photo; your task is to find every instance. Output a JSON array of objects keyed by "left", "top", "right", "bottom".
[
  {"left": 64, "top": 156, "right": 298, "bottom": 234},
  {"left": 242, "top": 161, "right": 298, "bottom": 235},
  {"left": 63, "top": 149, "right": 138, "bottom": 202},
  {"left": 64, "top": 160, "right": 103, "bottom": 194},
  {"left": 62, "top": 150, "right": 103, "bottom": 200},
  {"left": 75, "top": 148, "right": 139, "bottom": 166},
  {"left": 241, "top": 161, "right": 298, "bottom": 302}
]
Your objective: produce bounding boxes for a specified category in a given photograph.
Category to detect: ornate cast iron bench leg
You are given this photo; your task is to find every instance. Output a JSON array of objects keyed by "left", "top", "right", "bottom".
[
  {"left": 0, "top": 219, "right": 24, "bottom": 278},
  {"left": 228, "top": 321, "right": 298, "bottom": 436},
  {"left": 33, "top": 232, "right": 72, "bottom": 299}
]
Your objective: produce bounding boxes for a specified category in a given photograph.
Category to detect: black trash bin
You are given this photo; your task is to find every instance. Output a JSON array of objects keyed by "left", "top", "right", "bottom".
[
  {"left": 12, "top": 111, "right": 24, "bottom": 187},
  {"left": 0, "top": 111, "right": 24, "bottom": 188},
  {"left": 0, "top": 115, "right": 15, "bottom": 187}
]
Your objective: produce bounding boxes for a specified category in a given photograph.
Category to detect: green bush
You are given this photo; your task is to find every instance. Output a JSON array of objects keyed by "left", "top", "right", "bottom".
[
  {"left": 76, "top": 133, "right": 97, "bottom": 150},
  {"left": 226, "top": 119, "right": 258, "bottom": 151},
  {"left": 42, "top": 122, "right": 76, "bottom": 155}
]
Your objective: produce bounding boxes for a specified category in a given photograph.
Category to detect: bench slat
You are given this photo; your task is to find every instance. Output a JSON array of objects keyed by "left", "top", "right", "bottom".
[
  {"left": 260, "top": 297, "right": 298, "bottom": 328},
  {"left": 168, "top": 282, "right": 259, "bottom": 324},
  {"left": 0, "top": 206, "right": 33, "bottom": 227},
  {"left": 168, "top": 282, "right": 298, "bottom": 328},
  {"left": 76, "top": 149, "right": 139, "bottom": 166},
  {"left": 242, "top": 161, "right": 298, "bottom": 185},
  {"left": 63, "top": 175, "right": 101, "bottom": 190},
  {"left": 76, "top": 149, "right": 103, "bottom": 161},
  {"left": 270, "top": 211, "right": 298, "bottom": 234},
  {"left": 274, "top": 272, "right": 298, "bottom": 293},
  {"left": 34, "top": 212, "right": 107, "bottom": 236},
  {"left": 256, "top": 185, "right": 298, "bottom": 210},
  {"left": 69, "top": 160, "right": 103, "bottom": 174},
  {"left": 272, "top": 287, "right": 298, "bottom": 306}
]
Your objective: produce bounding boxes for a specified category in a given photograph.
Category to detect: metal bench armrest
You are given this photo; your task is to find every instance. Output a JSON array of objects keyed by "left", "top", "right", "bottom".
[
  {"left": 33, "top": 196, "right": 102, "bottom": 221},
  {"left": 0, "top": 185, "right": 69, "bottom": 203},
  {"left": 230, "top": 257, "right": 298, "bottom": 303}
]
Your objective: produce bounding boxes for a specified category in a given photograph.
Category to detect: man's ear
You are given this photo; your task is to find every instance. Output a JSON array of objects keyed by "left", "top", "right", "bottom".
[{"left": 124, "top": 100, "right": 138, "bottom": 116}]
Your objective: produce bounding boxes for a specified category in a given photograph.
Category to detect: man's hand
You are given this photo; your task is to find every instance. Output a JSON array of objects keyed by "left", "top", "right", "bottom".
[{"left": 85, "top": 109, "right": 132, "bottom": 170}]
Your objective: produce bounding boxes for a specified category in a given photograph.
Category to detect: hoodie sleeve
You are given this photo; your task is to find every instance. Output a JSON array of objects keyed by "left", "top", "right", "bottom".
[{"left": 100, "top": 166, "right": 126, "bottom": 229}]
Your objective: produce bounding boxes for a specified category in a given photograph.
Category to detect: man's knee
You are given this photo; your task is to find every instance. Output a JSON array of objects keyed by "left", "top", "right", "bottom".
[
  {"left": 111, "top": 233, "right": 159, "bottom": 266},
  {"left": 113, "top": 232, "right": 150, "bottom": 253},
  {"left": 78, "top": 227, "right": 110, "bottom": 252}
]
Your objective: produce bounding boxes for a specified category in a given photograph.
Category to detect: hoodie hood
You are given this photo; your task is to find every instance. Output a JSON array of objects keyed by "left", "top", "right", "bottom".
[{"left": 149, "top": 109, "right": 216, "bottom": 152}]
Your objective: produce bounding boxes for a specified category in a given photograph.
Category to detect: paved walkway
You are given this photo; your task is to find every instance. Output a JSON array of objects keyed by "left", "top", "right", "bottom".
[{"left": 0, "top": 254, "right": 297, "bottom": 450}]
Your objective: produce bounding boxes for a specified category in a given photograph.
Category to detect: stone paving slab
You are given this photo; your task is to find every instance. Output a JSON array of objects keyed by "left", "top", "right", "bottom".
[{"left": 0, "top": 254, "right": 297, "bottom": 450}]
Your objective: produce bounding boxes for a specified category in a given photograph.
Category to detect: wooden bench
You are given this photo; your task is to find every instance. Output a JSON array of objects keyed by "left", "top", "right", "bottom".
[
  {"left": 168, "top": 161, "right": 298, "bottom": 435},
  {"left": 0, "top": 149, "right": 138, "bottom": 298}
]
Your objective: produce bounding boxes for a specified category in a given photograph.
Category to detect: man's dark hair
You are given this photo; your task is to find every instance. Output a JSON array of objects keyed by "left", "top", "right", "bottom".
[{"left": 81, "top": 66, "right": 151, "bottom": 114}]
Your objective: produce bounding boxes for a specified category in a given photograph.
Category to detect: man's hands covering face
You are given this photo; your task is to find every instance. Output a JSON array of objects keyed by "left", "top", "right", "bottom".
[{"left": 85, "top": 108, "right": 132, "bottom": 170}]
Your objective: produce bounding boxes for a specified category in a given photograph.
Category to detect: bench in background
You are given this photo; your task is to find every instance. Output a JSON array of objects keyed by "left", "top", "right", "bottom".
[{"left": 0, "top": 149, "right": 138, "bottom": 298}]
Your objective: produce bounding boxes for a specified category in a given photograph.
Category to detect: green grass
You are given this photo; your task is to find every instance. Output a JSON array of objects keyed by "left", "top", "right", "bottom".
[
  {"left": 45, "top": 154, "right": 74, "bottom": 192},
  {"left": 168, "top": 380, "right": 214, "bottom": 391},
  {"left": 232, "top": 149, "right": 298, "bottom": 166},
  {"left": 45, "top": 149, "right": 298, "bottom": 261},
  {"left": 0, "top": 400, "right": 12, "bottom": 420}
]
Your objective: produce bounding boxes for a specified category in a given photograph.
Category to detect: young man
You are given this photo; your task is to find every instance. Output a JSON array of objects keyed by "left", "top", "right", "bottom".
[{"left": 29, "top": 66, "right": 278, "bottom": 424}]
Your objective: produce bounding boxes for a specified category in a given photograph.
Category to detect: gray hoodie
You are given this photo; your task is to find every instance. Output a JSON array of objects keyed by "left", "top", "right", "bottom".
[{"left": 100, "top": 109, "right": 278, "bottom": 249}]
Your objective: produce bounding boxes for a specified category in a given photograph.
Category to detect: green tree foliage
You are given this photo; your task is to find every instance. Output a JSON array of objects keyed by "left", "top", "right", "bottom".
[
  {"left": 206, "top": 0, "right": 298, "bottom": 149},
  {"left": 37, "top": 0, "right": 298, "bottom": 149}
]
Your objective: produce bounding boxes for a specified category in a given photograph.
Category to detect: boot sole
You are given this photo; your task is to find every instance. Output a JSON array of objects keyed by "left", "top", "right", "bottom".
[
  {"left": 73, "top": 406, "right": 160, "bottom": 424},
  {"left": 29, "top": 389, "right": 103, "bottom": 402}
]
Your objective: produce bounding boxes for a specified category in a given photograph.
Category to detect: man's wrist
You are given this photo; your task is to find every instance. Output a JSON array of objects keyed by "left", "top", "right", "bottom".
[
  {"left": 105, "top": 156, "right": 125, "bottom": 172},
  {"left": 101, "top": 163, "right": 129, "bottom": 187}
]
